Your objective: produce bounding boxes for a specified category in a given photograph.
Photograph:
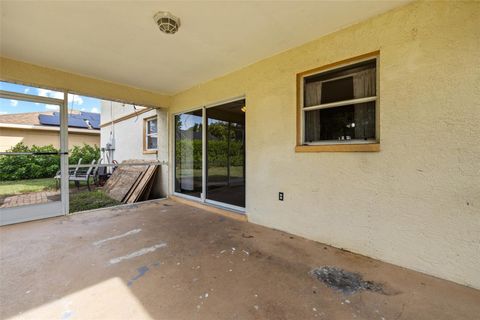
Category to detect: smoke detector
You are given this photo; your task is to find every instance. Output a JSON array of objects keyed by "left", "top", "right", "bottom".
[{"left": 153, "top": 11, "right": 180, "bottom": 34}]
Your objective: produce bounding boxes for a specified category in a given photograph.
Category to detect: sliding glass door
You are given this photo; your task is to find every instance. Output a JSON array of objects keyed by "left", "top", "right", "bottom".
[
  {"left": 174, "top": 99, "right": 246, "bottom": 210},
  {"left": 206, "top": 100, "right": 245, "bottom": 208},
  {"left": 174, "top": 110, "right": 203, "bottom": 198}
]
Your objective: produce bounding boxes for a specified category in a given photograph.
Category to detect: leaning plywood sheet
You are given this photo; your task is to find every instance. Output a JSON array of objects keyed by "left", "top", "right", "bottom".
[
  {"left": 139, "top": 169, "right": 157, "bottom": 202},
  {"left": 104, "top": 167, "right": 129, "bottom": 194},
  {"left": 103, "top": 169, "right": 121, "bottom": 193},
  {"left": 123, "top": 169, "right": 147, "bottom": 202},
  {"left": 126, "top": 165, "right": 158, "bottom": 203},
  {"left": 104, "top": 160, "right": 136, "bottom": 193},
  {"left": 108, "top": 170, "right": 143, "bottom": 202},
  {"left": 104, "top": 160, "right": 150, "bottom": 202}
]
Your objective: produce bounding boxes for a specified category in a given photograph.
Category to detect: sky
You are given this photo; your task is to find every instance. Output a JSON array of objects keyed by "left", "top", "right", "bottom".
[{"left": 0, "top": 81, "right": 101, "bottom": 115}]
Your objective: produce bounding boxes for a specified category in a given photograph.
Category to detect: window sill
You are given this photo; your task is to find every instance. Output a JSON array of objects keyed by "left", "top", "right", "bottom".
[
  {"left": 143, "top": 150, "right": 157, "bottom": 154},
  {"left": 295, "top": 143, "right": 380, "bottom": 153}
]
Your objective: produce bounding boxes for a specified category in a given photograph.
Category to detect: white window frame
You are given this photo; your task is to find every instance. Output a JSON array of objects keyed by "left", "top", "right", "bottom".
[
  {"left": 300, "top": 56, "right": 379, "bottom": 146},
  {"left": 144, "top": 116, "right": 158, "bottom": 152}
]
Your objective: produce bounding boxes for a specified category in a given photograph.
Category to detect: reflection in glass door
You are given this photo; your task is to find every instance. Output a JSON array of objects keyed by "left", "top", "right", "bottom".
[
  {"left": 206, "top": 100, "right": 245, "bottom": 208},
  {"left": 174, "top": 110, "right": 203, "bottom": 198}
]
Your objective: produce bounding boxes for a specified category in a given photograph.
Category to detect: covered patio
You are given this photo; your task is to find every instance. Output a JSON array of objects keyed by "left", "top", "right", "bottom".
[{"left": 1, "top": 1, "right": 479, "bottom": 319}]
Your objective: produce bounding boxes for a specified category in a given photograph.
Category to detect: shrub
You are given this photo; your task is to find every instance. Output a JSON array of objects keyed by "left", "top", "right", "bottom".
[
  {"left": 69, "top": 144, "right": 100, "bottom": 165},
  {"left": 0, "top": 142, "right": 100, "bottom": 181},
  {"left": 0, "top": 143, "right": 59, "bottom": 181},
  {"left": 175, "top": 139, "right": 244, "bottom": 170}
]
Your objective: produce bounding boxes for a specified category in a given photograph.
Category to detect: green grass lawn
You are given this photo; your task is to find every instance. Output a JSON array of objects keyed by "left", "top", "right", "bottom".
[
  {"left": 0, "top": 178, "right": 57, "bottom": 196},
  {"left": 177, "top": 166, "right": 244, "bottom": 180},
  {"left": 69, "top": 190, "right": 121, "bottom": 213},
  {"left": 207, "top": 166, "right": 243, "bottom": 178},
  {"left": 0, "top": 178, "right": 90, "bottom": 196}
]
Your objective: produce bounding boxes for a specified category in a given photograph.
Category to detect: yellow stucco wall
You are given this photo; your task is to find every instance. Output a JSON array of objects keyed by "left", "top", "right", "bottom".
[
  {"left": 0, "top": 57, "right": 170, "bottom": 108},
  {"left": 0, "top": 127, "right": 99, "bottom": 151},
  {"left": 169, "top": 2, "right": 480, "bottom": 289}
]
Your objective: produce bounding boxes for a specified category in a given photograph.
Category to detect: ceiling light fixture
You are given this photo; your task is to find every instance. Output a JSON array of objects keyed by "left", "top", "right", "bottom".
[{"left": 153, "top": 11, "right": 180, "bottom": 34}]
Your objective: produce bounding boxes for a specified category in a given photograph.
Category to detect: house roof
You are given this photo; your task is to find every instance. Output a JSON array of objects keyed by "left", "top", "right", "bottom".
[
  {"left": 0, "top": 111, "right": 100, "bottom": 130},
  {"left": 0, "top": 111, "right": 49, "bottom": 126},
  {"left": 39, "top": 111, "right": 100, "bottom": 129}
]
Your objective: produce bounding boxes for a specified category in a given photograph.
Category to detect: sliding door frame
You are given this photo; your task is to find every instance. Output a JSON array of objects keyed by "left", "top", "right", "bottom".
[{"left": 171, "top": 95, "right": 246, "bottom": 213}]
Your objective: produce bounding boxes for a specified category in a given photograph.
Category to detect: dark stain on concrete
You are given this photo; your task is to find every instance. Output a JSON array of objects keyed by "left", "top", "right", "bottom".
[{"left": 311, "top": 266, "right": 387, "bottom": 295}]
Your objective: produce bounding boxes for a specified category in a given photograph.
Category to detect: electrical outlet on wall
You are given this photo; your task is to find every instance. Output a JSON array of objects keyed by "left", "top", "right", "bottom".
[{"left": 279, "top": 192, "right": 284, "bottom": 201}]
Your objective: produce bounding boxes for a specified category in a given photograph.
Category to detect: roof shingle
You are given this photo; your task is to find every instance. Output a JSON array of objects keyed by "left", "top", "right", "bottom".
[{"left": 0, "top": 112, "right": 51, "bottom": 126}]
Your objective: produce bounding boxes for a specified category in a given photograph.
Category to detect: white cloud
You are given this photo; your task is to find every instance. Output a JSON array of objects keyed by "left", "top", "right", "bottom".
[
  {"left": 10, "top": 100, "right": 18, "bottom": 107},
  {"left": 0, "top": 111, "right": 8, "bottom": 115},
  {"left": 37, "top": 88, "right": 64, "bottom": 99},
  {"left": 90, "top": 107, "right": 99, "bottom": 113},
  {"left": 80, "top": 108, "right": 86, "bottom": 111},
  {"left": 68, "top": 94, "right": 84, "bottom": 105},
  {"left": 45, "top": 104, "right": 60, "bottom": 111},
  {"left": 24, "top": 88, "right": 30, "bottom": 94}
]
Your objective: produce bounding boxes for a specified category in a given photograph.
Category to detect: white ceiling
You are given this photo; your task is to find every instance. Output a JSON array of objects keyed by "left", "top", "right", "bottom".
[{"left": 0, "top": 1, "right": 408, "bottom": 94}]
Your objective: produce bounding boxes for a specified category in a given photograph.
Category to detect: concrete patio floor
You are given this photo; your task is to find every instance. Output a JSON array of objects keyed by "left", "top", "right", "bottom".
[{"left": 1, "top": 199, "right": 479, "bottom": 320}]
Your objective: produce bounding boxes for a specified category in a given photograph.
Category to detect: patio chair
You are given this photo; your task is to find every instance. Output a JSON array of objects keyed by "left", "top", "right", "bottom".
[
  {"left": 70, "top": 159, "right": 96, "bottom": 191},
  {"left": 54, "top": 158, "right": 82, "bottom": 189},
  {"left": 92, "top": 157, "right": 102, "bottom": 187}
]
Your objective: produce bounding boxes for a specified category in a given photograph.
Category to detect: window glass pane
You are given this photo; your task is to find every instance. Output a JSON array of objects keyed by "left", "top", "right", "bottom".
[
  {"left": 147, "top": 136, "right": 158, "bottom": 149},
  {"left": 147, "top": 119, "right": 157, "bottom": 134},
  {"left": 0, "top": 97, "right": 62, "bottom": 119},
  {"left": 174, "top": 110, "right": 203, "bottom": 198},
  {"left": 0, "top": 97, "right": 63, "bottom": 217},
  {"left": 304, "top": 59, "right": 376, "bottom": 107},
  {"left": 0, "top": 81, "right": 64, "bottom": 100},
  {"left": 304, "top": 102, "right": 375, "bottom": 142},
  {"left": 0, "top": 97, "right": 63, "bottom": 151},
  {"left": 321, "top": 77, "right": 354, "bottom": 104},
  {"left": 206, "top": 99, "right": 245, "bottom": 208}
]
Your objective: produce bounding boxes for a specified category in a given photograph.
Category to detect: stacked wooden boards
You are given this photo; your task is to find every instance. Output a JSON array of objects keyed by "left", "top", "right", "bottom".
[{"left": 103, "top": 160, "right": 158, "bottom": 203}]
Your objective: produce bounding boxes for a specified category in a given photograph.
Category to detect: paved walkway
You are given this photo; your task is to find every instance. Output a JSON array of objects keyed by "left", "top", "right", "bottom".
[{"left": 0, "top": 190, "right": 60, "bottom": 208}]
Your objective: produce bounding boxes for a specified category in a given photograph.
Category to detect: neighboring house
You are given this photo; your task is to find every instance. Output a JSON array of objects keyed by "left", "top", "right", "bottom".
[
  {"left": 0, "top": 111, "right": 100, "bottom": 151},
  {"left": 100, "top": 101, "right": 165, "bottom": 162},
  {"left": 100, "top": 101, "right": 168, "bottom": 197}
]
